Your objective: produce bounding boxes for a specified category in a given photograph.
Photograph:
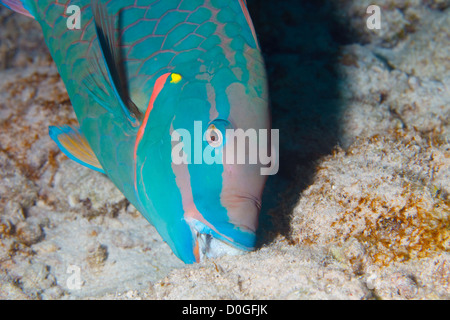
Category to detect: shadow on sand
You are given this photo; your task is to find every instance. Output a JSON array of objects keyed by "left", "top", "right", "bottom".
[{"left": 248, "top": 0, "right": 356, "bottom": 246}]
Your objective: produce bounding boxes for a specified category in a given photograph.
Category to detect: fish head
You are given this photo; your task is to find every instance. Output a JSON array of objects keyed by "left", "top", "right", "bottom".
[{"left": 135, "top": 68, "right": 271, "bottom": 263}]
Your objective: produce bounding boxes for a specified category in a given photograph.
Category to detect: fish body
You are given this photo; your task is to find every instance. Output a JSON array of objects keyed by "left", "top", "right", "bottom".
[{"left": 1, "top": 0, "right": 270, "bottom": 263}]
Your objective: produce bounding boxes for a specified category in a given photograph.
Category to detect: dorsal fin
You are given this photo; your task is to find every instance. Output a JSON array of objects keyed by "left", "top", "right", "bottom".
[
  {"left": 237, "top": 0, "right": 260, "bottom": 50},
  {"left": 91, "top": 0, "right": 141, "bottom": 126},
  {"left": 49, "top": 125, "right": 105, "bottom": 174}
]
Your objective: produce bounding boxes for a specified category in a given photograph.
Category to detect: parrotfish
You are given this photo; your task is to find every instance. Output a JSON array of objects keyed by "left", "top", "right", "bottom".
[{"left": 1, "top": 0, "right": 271, "bottom": 263}]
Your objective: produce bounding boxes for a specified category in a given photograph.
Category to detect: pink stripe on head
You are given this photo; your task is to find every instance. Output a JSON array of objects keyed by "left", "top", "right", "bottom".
[
  {"left": 170, "top": 122, "right": 235, "bottom": 257},
  {"left": 133, "top": 72, "right": 171, "bottom": 190},
  {"left": 135, "top": 73, "right": 172, "bottom": 151}
]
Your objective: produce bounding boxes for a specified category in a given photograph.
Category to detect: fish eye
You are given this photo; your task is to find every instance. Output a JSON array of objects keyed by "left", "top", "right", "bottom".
[{"left": 205, "top": 124, "right": 223, "bottom": 148}]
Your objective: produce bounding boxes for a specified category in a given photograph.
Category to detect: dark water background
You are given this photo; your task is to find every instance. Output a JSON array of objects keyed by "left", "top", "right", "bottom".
[{"left": 248, "top": 0, "right": 355, "bottom": 246}]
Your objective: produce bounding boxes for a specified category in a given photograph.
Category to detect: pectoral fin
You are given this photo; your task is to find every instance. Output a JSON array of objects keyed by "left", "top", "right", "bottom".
[
  {"left": 0, "top": 0, "right": 34, "bottom": 18},
  {"left": 91, "top": 0, "right": 141, "bottom": 126},
  {"left": 49, "top": 125, "right": 105, "bottom": 174}
]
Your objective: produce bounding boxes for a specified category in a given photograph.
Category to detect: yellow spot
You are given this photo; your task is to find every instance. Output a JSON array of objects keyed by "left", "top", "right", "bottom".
[{"left": 170, "top": 73, "right": 182, "bottom": 84}]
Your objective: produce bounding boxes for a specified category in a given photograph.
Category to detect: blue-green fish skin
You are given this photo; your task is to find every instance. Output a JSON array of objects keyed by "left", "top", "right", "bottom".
[{"left": 1, "top": 0, "right": 270, "bottom": 264}]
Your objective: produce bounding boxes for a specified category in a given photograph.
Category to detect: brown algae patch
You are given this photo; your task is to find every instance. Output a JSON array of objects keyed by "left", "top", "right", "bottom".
[
  {"left": 293, "top": 130, "right": 450, "bottom": 267},
  {"left": 332, "top": 183, "right": 450, "bottom": 265}
]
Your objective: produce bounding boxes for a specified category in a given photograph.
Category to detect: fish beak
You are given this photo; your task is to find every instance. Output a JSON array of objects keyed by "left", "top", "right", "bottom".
[
  {"left": 186, "top": 215, "right": 255, "bottom": 263},
  {"left": 194, "top": 231, "right": 246, "bottom": 262}
]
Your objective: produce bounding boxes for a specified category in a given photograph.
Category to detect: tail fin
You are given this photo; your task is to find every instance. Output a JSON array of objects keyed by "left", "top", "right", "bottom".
[{"left": 0, "top": 0, "right": 34, "bottom": 18}]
